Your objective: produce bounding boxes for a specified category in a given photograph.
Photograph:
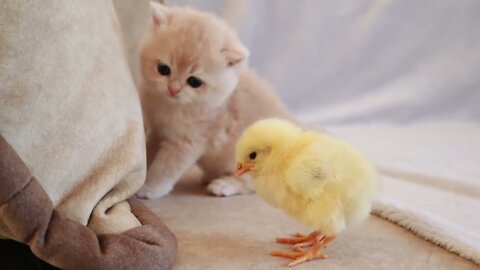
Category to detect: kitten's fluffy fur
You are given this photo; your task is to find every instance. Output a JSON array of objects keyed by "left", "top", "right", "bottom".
[{"left": 136, "top": 3, "right": 294, "bottom": 199}]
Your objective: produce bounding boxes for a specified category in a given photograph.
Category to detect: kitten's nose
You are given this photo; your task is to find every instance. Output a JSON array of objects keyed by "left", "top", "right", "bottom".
[{"left": 167, "top": 81, "right": 181, "bottom": 96}]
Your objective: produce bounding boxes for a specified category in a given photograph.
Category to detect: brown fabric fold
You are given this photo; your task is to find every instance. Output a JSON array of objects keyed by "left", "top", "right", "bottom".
[{"left": 0, "top": 135, "right": 177, "bottom": 270}]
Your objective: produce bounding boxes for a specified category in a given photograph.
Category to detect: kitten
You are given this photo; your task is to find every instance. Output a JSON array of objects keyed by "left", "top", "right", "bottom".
[{"left": 136, "top": 3, "right": 295, "bottom": 199}]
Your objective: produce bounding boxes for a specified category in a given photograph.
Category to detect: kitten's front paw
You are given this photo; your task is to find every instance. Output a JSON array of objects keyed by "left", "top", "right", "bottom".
[
  {"left": 136, "top": 183, "right": 172, "bottom": 200},
  {"left": 207, "top": 177, "right": 253, "bottom": 197}
]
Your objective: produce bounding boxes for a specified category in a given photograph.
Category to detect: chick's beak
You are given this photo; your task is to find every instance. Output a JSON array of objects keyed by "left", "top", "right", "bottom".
[{"left": 235, "top": 163, "right": 251, "bottom": 177}]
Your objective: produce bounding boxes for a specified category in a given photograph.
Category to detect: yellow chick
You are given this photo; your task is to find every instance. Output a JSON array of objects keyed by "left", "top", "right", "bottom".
[{"left": 235, "top": 119, "right": 377, "bottom": 267}]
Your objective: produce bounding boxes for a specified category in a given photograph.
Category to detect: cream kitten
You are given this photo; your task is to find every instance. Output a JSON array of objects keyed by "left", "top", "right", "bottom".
[{"left": 136, "top": 3, "right": 295, "bottom": 199}]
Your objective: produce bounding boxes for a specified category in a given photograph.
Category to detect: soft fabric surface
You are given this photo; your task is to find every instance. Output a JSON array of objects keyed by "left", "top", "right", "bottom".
[
  {"left": 328, "top": 123, "right": 480, "bottom": 265},
  {"left": 0, "top": 135, "right": 177, "bottom": 270},
  {"left": 1, "top": 0, "right": 178, "bottom": 268},
  {"left": 113, "top": 0, "right": 158, "bottom": 86},
  {"left": 144, "top": 172, "right": 479, "bottom": 269},
  {"left": 0, "top": 0, "right": 145, "bottom": 235}
]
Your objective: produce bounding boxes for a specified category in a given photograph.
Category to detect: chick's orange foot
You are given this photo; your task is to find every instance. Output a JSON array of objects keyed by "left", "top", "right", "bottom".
[
  {"left": 276, "top": 231, "right": 322, "bottom": 246},
  {"left": 271, "top": 241, "right": 328, "bottom": 267},
  {"left": 271, "top": 231, "right": 336, "bottom": 267}
]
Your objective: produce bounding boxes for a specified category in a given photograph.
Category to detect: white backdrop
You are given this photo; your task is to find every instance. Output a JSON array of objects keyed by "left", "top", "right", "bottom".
[{"left": 171, "top": 0, "right": 480, "bottom": 125}]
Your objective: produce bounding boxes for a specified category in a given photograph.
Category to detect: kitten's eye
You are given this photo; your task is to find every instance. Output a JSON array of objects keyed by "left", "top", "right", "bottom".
[
  {"left": 157, "top": 64, "right": 171, "bottom": 76},
  {"left": 249, "top": 152, "right": 257, "bottom": 160},
  {"left": 187, "top": 76, "right": 203, "bottom": 88}
]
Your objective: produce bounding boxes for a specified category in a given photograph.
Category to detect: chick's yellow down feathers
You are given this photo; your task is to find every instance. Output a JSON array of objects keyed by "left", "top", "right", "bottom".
[{"left": 235, "top": 119, "right": 377, "bottom": 266}]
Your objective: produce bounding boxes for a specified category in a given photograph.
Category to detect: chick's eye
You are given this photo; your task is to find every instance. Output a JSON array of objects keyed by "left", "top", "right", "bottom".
[
  {"left": 187, "top": 76, "right": 203, "bottom": 88},
  {"left": 249, "top": 152, "right": 257, "bottom": 160},
  {"left": 157, "top": 64, "right": 171, "bottom": 76}
]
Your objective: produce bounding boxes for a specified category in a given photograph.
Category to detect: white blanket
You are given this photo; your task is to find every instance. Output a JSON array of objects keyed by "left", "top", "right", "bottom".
[{"left": 328, "top": 124, "right": 480, "bottom": 264}]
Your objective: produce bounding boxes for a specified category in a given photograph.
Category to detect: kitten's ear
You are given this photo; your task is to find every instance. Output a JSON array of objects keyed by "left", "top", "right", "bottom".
[
  {"left": 221, "top": 46, "right": 249, "bottom": 67},
  {"left": 150, "top": 2, "right": 170, "bottom": 27}
]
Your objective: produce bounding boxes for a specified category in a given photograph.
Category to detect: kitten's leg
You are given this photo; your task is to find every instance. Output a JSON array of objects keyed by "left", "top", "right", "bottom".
[
  {"left": 207, "top": 174, "right": 254, "bottom": 197},
  {"left": 136, "top": 139, "right": 203, "bottom": 200}
]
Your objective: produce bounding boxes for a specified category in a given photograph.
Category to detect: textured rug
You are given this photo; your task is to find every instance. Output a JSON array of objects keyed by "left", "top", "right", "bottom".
[{"left": 327, "top": 123, "right": 480, "bottom": 266}]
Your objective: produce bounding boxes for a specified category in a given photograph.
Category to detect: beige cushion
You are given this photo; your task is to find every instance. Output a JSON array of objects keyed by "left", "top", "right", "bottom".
[
  {"left": 0, "top": 0, "right": 145, "bottom": 234},
  {"left": 0, "top": 135, "right": 176, "bottom": 269}
]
